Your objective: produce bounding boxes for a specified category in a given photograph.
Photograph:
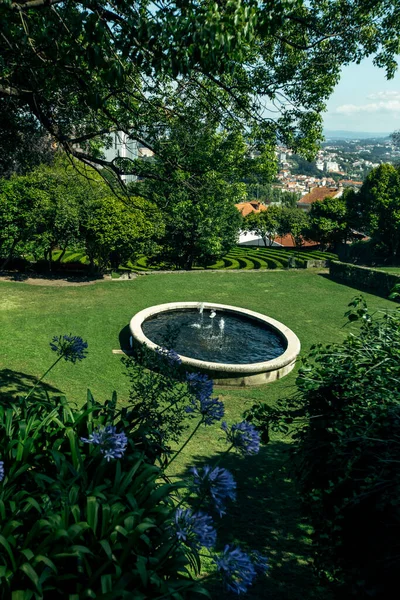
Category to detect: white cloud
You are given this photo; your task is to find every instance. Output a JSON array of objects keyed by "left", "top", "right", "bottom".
[
  {"left": 335, "top": 99, "right": 400, "bottom": 115},
  {"left": 367, "top": 90, "right": 400, "bottom": 100}
]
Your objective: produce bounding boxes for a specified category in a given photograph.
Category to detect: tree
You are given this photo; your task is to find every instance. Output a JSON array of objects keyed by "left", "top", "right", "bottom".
[
  {"left": 1, "top": 0, "right": 400, "bottom": 183},
  {"left": 0, "top": 174, "right": 47, "bottom": 268},
  {"left": 128, "top": 119, "right": 247, "bottom": 269},
  {"left": 278, "top": 207, "right": 310, "bottom": 247},
  {"left": 0, "top": 104, "right": 55, "bottom": 178},
  {"left": 0, "top": 157, "right": 160, "bottom": 272},
  {"left": 307, "top": 195, "right": 349, "bottom": 248},
  {"left": 280, "top": 191, "right": 301, "bottom": 208},
  {"left": 245, "top": 206, "right": 283, "bottom": 247},
  {"left": 347, "top": 163, "right": 400, "bottom": 259},
  {"left": 81, "top": 195, "right": 164, "bottom": 272}
]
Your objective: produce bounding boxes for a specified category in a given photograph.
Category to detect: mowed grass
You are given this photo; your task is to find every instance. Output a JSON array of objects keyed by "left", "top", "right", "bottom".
[{"left": 0, "top": 270, "right": 395, "bottom": 599}]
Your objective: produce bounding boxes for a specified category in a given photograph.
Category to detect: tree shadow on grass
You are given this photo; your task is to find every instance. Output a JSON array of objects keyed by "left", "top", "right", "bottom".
[
  {"left": 178, "top": 441, "right": 332, "bottom": 600},
  {"left": 0, "top": 368, "right": 62, "bottom": 403},
  {"left": 318, "top": 272, "right": 396, "bottom": 302}
]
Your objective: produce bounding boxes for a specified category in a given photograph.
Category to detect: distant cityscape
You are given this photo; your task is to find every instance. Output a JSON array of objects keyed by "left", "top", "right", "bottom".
[{"left": 274, "top": 134, "right": 399, "bottom": 195}]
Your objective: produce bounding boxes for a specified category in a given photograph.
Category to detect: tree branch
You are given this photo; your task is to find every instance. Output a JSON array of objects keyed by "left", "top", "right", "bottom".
[
  {"left": 10, "top": 0, "right": 65, "bottom": 9},
  {"left": 0, "top": 83, "right": 31, "bottom": 96}
]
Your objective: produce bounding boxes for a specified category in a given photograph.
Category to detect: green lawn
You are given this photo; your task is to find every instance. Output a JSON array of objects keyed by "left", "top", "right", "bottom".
[{"left": 0, "top": 270, "right": 395, "bottom": 599}]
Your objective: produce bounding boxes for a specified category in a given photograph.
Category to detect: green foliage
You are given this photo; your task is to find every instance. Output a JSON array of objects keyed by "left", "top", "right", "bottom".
[
  {"left": 289, "top": 155, "right": 322, "bottom": 178},
  {"left": 121, "top": 351, "right": 192, "bottom": 464},
  {"left": 0, "top": 391, "right": 205, "bottom": 599},
  {"left": 130, "top": 123, "right": 245, "bottom": 269},
  {"left": 347, "top": 163, "right": 400, "bottom": 258},
  {"left": 277, "top": 208, "right": 310, "bottom": 247},
  {"left": 307, "top": 195, "right": 349, "bottom": 247},
  {"left": 247, "top": 297, "right": 400, "bottom": 598},
  {"left": 245, "top": 185, "right": 300, "bottom": 208},
  {"left": 244, "top": 206, "right": 283, "bottom": 247},
  {"left": 82, "top": 195, "right": 164, "bottom": 272},
  {"left": 128, "top": 247, "right": 336, "bottom": 272},
  {"left": 2, "top": 0, "right": 400, "bottom": 180},
  {"left": 0, "top": 104, "right": 54, "bottom": 179},
  {"left": 0, "top": 158, "right": 161, "bottom": 272}
]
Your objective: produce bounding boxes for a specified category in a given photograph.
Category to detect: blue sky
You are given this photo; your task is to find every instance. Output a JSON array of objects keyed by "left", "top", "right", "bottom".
[{"left": 323, "top": 58, "right": 400, "bottom": 133}]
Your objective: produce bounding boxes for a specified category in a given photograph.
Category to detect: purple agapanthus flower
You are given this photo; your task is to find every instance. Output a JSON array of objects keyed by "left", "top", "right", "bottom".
[
  {"left": 221, "top": 421, "right": 260, "bottom": 455},
  {"left": 250, "top": 551, "right": 269, "bottom": 576},
  {"left": 50, "top": 334, "right": 88, "bottom": 363},
  {"left": 190, "top": 465, "right": 236, "bottom": 517},
  {"left": 186, "top": 395, "right": 225, "bottom": 425},
  {"left": 174, "top": 508, "right": 217, "bottom": 550},
  {"left": 81, "top": 425, "right": 128, "bottom": 461},
  {"left": 155, "top": 347, "right": 182, "bottom": 366},
  {"left": 0, "top": 461, "right": 4, "bottom": 483},
  {"left": 186, "top": 372, "right": 214, "bottom": 401},
  {"left": 215, "top": 545, "right": 257, "bottom": 595}
]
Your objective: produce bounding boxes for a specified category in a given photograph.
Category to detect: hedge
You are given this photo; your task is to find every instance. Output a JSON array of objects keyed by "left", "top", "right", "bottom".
[{"left": 330, "top": 260, "right": 400, "bottom": 297}]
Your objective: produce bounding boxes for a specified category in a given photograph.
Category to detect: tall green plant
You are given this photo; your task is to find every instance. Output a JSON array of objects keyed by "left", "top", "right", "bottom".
[
  {"left": 246, "top": 297, "right": 400, "bottom": 598},
  {"left": 0, "top": 335, "right": 268, "bottom": 598}
]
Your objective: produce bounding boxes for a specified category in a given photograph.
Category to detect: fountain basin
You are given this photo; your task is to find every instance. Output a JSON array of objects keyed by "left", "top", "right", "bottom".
[{"left": 129, "top": 302, "right": 301, "bottom": 386}]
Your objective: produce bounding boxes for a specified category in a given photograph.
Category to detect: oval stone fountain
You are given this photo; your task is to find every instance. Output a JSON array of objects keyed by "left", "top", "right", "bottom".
[{"left": 129, "top": 302, "right": 301, "bottom": 386}]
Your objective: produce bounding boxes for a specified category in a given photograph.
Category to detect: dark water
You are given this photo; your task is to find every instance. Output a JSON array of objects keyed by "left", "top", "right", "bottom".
[{"left": 142, "top": 309, "right": 286, "bottom": 364}]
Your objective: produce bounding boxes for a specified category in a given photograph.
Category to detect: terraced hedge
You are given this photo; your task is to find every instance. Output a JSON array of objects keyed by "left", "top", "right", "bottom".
[
  {"left": 129, "top": 247, "right": 337, "bottom": 272},
  {"left": 49, "top": 247, "right": 336, "bottom": 273}
]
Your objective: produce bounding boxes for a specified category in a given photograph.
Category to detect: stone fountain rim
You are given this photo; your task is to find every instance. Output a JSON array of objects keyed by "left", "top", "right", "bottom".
[{"left": 129, "top": 302, "right": 301, "bottom": 374}]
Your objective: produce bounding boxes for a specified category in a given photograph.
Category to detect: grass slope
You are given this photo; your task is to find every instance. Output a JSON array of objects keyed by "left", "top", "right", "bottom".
[{"left": 0, "top": 271, "right": 395, "bottom": 599}]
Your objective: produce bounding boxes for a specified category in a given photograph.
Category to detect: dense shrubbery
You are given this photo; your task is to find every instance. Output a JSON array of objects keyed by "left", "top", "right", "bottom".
[
  {"left": 246, "top": 296, "right": 400, "bottom": 598},
  {"left": 0, "top": 335, "right": 268, "bottom": 598}
]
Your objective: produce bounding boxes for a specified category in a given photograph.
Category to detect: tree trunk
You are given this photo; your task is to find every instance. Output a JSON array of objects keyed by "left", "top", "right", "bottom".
[
  {"left": 56, "top": 246, "right": 67, "bottom": 263},
  {"left": 1, "top": 239, "right": 17, "bottom": 270},
  {"left": 184, "top": 255, "right": 194, "bottom": 270}
]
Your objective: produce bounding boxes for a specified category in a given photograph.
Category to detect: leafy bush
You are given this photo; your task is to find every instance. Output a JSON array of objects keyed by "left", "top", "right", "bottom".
[
  {"left": 246, "top": 297, "right": 400, "bottom": 598},
  {"left": 0, "top": 392, "right": 205, "bottom": 599},
  {"left": 1, "top": 336, "right": 268, "bottom": 598}
]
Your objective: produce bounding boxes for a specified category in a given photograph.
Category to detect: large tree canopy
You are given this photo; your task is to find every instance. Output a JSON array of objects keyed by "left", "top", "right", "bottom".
[
  {"left": 1, "top": 0, "right": 400, "bottom": 181},
  {"left": 347, "top": 163, "right": 400, "bottom": 259}
]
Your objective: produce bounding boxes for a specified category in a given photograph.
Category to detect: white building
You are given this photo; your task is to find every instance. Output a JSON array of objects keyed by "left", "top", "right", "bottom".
[{"left": 103, "top": 132, "right": 138, "bottom": 184}]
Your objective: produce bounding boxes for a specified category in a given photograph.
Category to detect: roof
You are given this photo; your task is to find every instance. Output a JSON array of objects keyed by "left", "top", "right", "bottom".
[
  {"left": 274, "top": 234, "right": 318, "bottom": 248},
  {"left": 339, "top": 179, "right": 363, "bottom": 186},
  {"left": 235, "top": 201, "right": 269, "bottom": 218},
  {"left": 298, "top": 186, "right": 340, "bottom": 205}
]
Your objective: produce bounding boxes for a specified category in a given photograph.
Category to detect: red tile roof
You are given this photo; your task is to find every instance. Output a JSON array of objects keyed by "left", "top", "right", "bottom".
[
  {"left": 274, "top": 234, "right": 318, "bottom": 248},
  {"left": 235, "top": 201, "right": 269, "bottom": 217},
  {"left": 298, "top": 186, "right": 339, "bottom": 205}
]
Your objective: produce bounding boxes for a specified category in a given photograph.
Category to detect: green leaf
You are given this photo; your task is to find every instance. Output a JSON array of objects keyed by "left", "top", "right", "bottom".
[
  {"left": 20, "top": 563, "right": 41, "bottom": 593},
  {"left": 87, "top": 496, "right": 99, "bottom": 533},
  {"left": 0, "top": 534, "right": 17, "bottom": 570}
]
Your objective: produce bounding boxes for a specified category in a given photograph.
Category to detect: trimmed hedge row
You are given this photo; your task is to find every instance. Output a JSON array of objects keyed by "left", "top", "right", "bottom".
[{"left": 330, "top": 260, "right": 400, "bottom": 297}]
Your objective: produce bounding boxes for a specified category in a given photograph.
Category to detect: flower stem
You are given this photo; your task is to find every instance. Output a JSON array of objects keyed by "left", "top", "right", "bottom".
[
  {"left": 24, "top": 355, "right": 64, "bottom": 401},
  {"left": 167, "top": 419, "right": 203, "bottom": 468}
]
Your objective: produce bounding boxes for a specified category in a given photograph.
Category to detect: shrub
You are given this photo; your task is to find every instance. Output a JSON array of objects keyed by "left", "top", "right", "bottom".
[
  {"left": 0, "top": 392, "right": 207, "bottom": 598},
  {"left": 246, "top": 297, "right": 400, "bottom": 598},
  {"left": 1, "top": 336, "right": 268, "bottom": 598}
]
